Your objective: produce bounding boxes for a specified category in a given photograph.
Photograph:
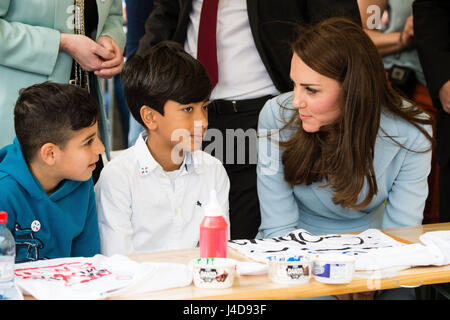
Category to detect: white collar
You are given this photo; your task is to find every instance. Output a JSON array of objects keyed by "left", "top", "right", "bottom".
[{"left": 133, "top": 132, "right": 203, "bottom": 177}]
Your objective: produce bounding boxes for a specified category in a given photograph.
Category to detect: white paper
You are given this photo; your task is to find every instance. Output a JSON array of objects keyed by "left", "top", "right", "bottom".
[
  {"left": 228, "top": 228, "right": 404, "bottom": 267},
  {"left": 229, "top": 229, "right": 450, "bottom": 272},
  {"left": 14, "top": 254, "right": 192, "bottom": 300},
  {"left": 356, "top": 230, "right": 450, "bottom": 271},
  {"left": 236, "top": 262, "right": 268, "bottom": 275}
]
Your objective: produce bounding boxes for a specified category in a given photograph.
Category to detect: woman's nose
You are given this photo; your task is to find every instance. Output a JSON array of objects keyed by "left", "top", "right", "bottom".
[{"left": 292, "top": 90, "right": 306, "bottom": 109}]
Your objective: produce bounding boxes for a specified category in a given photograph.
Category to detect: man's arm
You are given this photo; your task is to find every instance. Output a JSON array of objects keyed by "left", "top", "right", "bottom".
[
  {"left": 307, "top": 0, "right": 362, "bottom": 26},
  {"left": 136, "top": 0, "right": 181, "bottom": 56},
  {"left": 413, "top": 0, "right": 450, "bottom": 111}
]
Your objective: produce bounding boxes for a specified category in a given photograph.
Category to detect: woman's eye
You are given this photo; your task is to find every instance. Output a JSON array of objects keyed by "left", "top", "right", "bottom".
[
  {"left": 202, "top": 105, "right": 209, "bottom": 111},
  {"left": 183, "top": 107, "right": 193, "bottom": 112},
  {"left": 306, "top": 87, "right": 318, "bottom": 94},
  {"left": 85, "top": 139, "right": 94, "bottom": 146}
]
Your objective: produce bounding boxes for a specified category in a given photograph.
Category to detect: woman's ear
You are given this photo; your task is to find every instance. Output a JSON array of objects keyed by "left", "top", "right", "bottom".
[
  {"left": 140, "top": 105, "right": 158, "bottom": 131},
  {"left": 39, "top": 143, "right": 58, "bottom": 166}
]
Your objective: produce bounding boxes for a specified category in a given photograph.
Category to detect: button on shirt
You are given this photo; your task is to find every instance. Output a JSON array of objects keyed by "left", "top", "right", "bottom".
[{"left": 95, "top": 132, "right": 230, "bottom": 256}]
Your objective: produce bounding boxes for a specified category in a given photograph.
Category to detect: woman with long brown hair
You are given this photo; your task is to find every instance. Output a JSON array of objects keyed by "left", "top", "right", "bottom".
[{"left": 257, "top": 17, "right": 434, "bottom": 239}]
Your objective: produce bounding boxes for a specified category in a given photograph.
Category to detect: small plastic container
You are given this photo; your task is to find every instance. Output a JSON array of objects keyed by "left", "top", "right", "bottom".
[
  {"left": 191, "top": 258, "right": 236, "bottom": 289},
  {"left": 313, "top": 254, "right": 355, "bottom": 284},
  {"left": 267, "top": 255, "right": 312, "bottom": 285}
]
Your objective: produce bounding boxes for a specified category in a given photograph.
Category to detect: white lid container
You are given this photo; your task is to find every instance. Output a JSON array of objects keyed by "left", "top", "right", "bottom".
[
  {"left": 267, "top": 255, "right": 312, "bottom": 285},
  {"left": 313, "top": 254, "right": 355, "bottom": 284},
  {"left": 191, "top": 258, "right": 236, "bottom": 289}
]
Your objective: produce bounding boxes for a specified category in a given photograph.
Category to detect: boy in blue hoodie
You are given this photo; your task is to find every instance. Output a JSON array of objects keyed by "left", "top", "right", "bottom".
[{"left": 0, "top": 82, "right": 105, "bottom": 263}]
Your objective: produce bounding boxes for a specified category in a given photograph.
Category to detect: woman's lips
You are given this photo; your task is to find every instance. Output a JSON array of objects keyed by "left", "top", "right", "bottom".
[{"left": 299, "top": 113, "right": 312, "bottom": 120}]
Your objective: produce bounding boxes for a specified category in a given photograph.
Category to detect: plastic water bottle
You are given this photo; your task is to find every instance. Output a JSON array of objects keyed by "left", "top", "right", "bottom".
[
  {"left": 0, "top": 211, "right": 22, "bottom": 300},
  {"left": 200, "top": 190, "right": 228, "bottom": 258}
]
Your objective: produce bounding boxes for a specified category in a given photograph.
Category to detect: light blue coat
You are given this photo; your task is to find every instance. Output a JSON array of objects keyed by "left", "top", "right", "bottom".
[
  {"left": 257, "top": 92, "right": 433, "bottom": 237},
  {"left": 0, "top": 0, "right": 126, "bottom": 153}
]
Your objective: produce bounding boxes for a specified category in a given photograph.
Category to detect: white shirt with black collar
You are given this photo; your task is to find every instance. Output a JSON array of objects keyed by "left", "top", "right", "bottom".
[{"left": 95, "top": 132, "right": 230, "bottom": 256}]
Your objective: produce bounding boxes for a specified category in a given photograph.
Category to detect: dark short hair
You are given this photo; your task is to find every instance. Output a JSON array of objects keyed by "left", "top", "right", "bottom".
[
  {"left": 14, "top": 82, "right": 100, "bottom": 161},
  {"left": 121, "top": 40, "right": 211, "bottom": 127}
]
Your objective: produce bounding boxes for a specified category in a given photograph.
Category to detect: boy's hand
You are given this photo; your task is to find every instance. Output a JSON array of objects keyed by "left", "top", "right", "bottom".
[
  {"left": 94, "top": 36, "right": 124, "bottom": 79},
  {"left": 60, "top": 34, "right": 114, "bottom": 71}
]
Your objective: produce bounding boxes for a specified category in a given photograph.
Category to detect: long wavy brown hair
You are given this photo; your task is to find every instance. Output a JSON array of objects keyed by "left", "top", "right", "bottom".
[{"left": 279, "top": 17, "right": 434, "bottom": 211}]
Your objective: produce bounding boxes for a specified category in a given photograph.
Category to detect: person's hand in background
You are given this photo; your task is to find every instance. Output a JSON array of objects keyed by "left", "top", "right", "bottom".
[
  {"left": 439, "top": 80, "right": 450, "bottom": 113},
  {"left": 95, "top": 36, "right": 124, "bottom": 79},
  {"left": 400, "top": 15, "right": 414, "bottom": 50},
  {"left": 60, "top": 34, "right": 114, "bottom": 72}
]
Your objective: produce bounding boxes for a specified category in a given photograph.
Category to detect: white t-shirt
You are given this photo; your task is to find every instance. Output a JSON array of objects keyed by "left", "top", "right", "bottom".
[
  {"left": 95, "top": 132, "right": 230, "bottom": 256},
  {"left": 184, "top": 0, "right": 280, "bottom": 100}
]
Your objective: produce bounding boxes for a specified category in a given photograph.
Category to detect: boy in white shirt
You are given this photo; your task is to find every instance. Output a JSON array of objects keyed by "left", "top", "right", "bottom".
[{"left": 95, "top": 41, "right": 230, "bottom": 255}]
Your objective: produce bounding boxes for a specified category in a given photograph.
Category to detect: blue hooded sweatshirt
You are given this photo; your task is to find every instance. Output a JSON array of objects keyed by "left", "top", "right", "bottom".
[{"left": 0, "top": 138, "right": 100, "bottom": 263}]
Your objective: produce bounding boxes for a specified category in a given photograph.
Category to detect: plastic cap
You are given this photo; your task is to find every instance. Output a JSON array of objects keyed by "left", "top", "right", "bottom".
[
  {"left": 0, "top": 211, "right": 7, "bottom": 224},
  {"left": 204, "top": 190, "right": 224, "bottom": 217}
]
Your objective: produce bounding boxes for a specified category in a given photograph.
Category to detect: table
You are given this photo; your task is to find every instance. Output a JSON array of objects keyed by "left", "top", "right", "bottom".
[{"left": 112, "top": 223, "right": 450, "bottom": 300}]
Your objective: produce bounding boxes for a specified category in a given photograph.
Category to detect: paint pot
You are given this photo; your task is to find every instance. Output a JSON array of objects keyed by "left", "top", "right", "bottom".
[
  {"left": 313, "top": 254, "right": 355, "bottom": 284},
  {"left": 267, "top": 255, "right": 312, "bottom": 285},
  {"left": 191, "top": 258, "right": 236, "bottom": 289}
]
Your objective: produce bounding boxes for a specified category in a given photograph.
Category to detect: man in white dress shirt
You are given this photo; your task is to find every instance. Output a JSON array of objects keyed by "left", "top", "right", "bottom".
[{"left": 95, "top": 41, "right": 230, "bottom": 255}]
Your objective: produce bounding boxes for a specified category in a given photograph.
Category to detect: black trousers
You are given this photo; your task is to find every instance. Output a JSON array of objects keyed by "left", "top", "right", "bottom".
[
  {"left": 203, "top": 97, "right": 271, "bottom": 240},
  {"left": 436, "top": 109, "right": 450, "bottom": 223},
  {"left": 439, "top": 160, "right": 450, "bottom": 223}
]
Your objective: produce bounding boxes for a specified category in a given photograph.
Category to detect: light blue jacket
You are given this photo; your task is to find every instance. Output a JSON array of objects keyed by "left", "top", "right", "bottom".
[
  {"left": 257, "top": 92, "right": 433, "bottom": 237},
  {"left": 0, "top": 0, "right": 126, "bottom": 153}
]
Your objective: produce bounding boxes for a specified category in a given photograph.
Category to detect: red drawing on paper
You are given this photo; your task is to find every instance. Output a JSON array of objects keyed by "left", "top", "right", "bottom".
[{"left": 15, "top": 261, "right": 112, "bottom": 287}]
